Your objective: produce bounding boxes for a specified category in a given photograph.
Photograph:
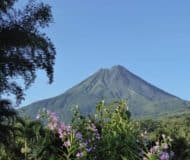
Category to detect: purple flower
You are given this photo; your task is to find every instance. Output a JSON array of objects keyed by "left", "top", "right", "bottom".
[
  {"left": 76, "top": 132, "right": 82, "bottom": 140},
  {"left": 86, "top": 147, "right": 92, "bottom": 152},
  {"left": 58, "top": 128, "right": 65, "bottom": 138},
  {"left": 76, "top": 152, "right": 84, "bottom": 158},
  {"left": 60, "top": 122, "right": 66, "bottom": 130},
  {"left": 159, "top": 151, "right": 169, "bottom": 160},
  {"left": 66, "top": 125, "right": 72, "bottom": 133}
]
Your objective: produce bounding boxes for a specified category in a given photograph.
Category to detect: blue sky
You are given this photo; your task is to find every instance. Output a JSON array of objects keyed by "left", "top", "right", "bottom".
[{"left": 17, "top": 0, "right": 190, "bottom": 106}]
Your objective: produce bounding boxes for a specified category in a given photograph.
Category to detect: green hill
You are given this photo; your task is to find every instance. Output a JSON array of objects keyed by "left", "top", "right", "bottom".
[{"left": 20, "top": 65, "right": 190, "bottom": 121}]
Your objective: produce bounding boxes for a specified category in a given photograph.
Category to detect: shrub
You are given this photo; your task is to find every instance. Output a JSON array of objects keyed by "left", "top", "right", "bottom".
[{"left": 0, "top": 100, "right": 177, "bottom": 160}]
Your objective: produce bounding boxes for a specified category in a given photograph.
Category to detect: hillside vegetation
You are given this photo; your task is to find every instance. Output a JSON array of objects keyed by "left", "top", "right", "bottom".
[
  {"left": 21, "top": 66, "right": 190, "bottom": 122},
  {"left": 3, "top": 101, "right": 190, "bottom": 160}
]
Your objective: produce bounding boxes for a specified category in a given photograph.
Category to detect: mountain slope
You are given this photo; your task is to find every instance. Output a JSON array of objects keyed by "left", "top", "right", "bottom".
[{"left": 21, "top": 65, "right": 189, "bottom": 121}]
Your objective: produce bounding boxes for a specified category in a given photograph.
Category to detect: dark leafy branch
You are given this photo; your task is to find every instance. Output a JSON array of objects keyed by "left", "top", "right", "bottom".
[{"left": 0, "top": 0, "right": 56, "bottom": 103}]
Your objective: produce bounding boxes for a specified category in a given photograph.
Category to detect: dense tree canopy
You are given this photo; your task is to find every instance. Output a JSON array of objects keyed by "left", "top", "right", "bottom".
[
  {"left": 0, "top": 0, "right": 56, "bottom": 103},
  {"left": 0, "top": 99, "right": 16, "bottom": 144},
  {"left": 0, "top": 0, "right": 56, "bottom": 146}
]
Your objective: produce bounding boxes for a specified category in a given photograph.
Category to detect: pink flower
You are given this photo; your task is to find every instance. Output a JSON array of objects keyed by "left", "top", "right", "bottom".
[
  {"left": 162, "top": 143, "right": 168, "bottom": 149},
  {"left": 47, "top": 122, "right": 57, "bottom": 130},
  {"left": 49, "top": 112, "right": 58, "bottom": 122},
  {"left": 150, "top": 145, "right": 159, "bottom": 153},
  {"left": 60, "top": 123, "right": 66, "bottom": 130},
  {"left": 58, "top": 128, "right": 65, "bottom": 138},
  {"left": 64, "top": 140, "right": 71, "bottom": 147}
]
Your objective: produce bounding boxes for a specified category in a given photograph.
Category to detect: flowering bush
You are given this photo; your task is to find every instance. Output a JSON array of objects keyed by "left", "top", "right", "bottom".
[
  {"left": 0, "top": 101, "right": 177, "bottom": 160},
  {"left": 37, "top": 108, "right": 87, "bottom": 160},
  {"left": 35, "top": 101, "right": 176, "bottom": 160},
  {"left": 142, "top": 133, "right": 174, "bottom": 160}
]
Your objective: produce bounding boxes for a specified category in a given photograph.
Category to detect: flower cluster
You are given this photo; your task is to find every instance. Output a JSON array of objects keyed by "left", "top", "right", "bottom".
[
  {"left": 36, "top": 109, "right": 86, "bottom": 159},
  {"left": 144, "top": 134, "right": 174, "bottom": 160},
  {"left": 36, "top": 107, "right": 175, "bottom": 160},
  {"left": 90, "top": 123, "right": 100, "bottom": 140},
  {"left": 75, "top": 122, "right": 101, "bottom": 155}
]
